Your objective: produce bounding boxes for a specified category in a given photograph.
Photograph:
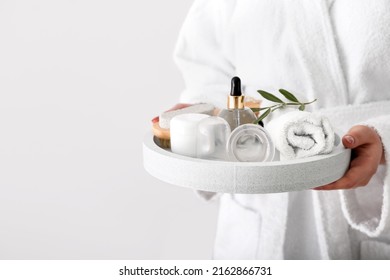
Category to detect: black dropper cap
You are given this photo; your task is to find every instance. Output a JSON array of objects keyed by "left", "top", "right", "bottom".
[{"left": 230, "top": 76, "right": 242, "bottom": 96}]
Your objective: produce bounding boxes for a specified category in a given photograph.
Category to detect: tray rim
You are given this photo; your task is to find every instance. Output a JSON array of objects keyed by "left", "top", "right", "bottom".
[
  {"left": 143, "top": 132, "right": 351, "bottom": 194},
  {"left": 144, "top": 132, "right": 349, "bottom": 167}
]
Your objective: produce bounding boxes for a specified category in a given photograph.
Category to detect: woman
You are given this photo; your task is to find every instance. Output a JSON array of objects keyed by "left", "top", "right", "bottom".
[{"left": 172, "top": 0, "right": 390, "bottom": 259}]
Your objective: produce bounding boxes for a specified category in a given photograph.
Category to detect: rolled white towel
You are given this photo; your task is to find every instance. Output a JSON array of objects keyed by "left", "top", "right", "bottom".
[{"left": 267, "top": 111, "right": 335, "bottom": 160}]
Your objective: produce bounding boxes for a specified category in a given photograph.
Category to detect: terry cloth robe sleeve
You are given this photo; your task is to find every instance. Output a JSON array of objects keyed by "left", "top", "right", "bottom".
[
  {"left": 173, "top": 0, "right": 235, "bottom": 109},
  {"left": 340, "top": 114, "right": 390, "bottom": 238}
]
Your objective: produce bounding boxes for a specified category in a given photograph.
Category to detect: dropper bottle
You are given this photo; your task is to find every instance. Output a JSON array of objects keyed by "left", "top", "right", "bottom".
[{"left": 218, "top": 77, "right": 257, "bottom": 130}]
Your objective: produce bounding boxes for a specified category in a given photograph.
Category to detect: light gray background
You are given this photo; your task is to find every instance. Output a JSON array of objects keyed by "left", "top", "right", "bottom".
[{"left": 0, "top": 0, "right": 219, "bottom": 259}]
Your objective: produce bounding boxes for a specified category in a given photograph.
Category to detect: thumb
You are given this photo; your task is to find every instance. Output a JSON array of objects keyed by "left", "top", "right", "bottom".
[{"left": 342, "top": 125, "right": 371, "bottom": 149}]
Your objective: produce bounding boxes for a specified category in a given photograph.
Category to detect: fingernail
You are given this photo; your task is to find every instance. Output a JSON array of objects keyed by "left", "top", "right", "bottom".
[{"left": 344, "top": 135, "right": 355, "bottom": 145}]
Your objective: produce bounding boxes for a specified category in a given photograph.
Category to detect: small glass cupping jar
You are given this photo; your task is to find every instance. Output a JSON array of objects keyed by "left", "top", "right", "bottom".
[{"left": 227, "top": 124, "right": 275, "bottom": 162}]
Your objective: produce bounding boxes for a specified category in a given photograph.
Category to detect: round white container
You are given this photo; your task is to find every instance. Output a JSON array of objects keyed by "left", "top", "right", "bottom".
[{"left": 170, "top": 113, "right": 209, "bottom": 157}]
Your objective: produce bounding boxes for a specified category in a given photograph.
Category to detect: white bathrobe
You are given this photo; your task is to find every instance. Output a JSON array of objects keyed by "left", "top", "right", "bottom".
[{"left": 174, "top": 0, "right": 390, "bottom": 259}]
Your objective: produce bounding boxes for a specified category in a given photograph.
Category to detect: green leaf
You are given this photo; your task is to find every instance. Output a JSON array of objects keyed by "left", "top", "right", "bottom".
[
  {"left": 257, "top": 90, "right": 284, "bottom": 103},
  {"left": 299, "top": 104, "right": 305, "bottom": 111},
  {"left": 250, "top": 107, "right": 271, "bottom": 112},
  {"left": 279, "top": 89, "right": 299, "bottom": 103},
  {"left": 255, "top": 108, "right": 271, "bottom": 123}
]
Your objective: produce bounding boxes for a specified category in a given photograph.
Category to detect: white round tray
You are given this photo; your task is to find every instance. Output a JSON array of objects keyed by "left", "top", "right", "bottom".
[{"left": 143, "top": 132, "right": 351, "bottom": 194}]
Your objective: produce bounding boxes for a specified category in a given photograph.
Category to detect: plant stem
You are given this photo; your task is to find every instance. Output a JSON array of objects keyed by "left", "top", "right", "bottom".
[{"left": 304, "top": 99, "right": 317, "bottom": 105}]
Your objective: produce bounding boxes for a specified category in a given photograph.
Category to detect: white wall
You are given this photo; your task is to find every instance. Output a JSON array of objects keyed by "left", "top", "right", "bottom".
[{"left": 0, "top": 0, "right": 219, "bottom": 259}]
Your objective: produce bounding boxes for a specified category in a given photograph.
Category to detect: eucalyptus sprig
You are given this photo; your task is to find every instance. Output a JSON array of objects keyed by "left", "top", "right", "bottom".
[{"left": 251, "top": 89, "right": 317, "bottom": 123}]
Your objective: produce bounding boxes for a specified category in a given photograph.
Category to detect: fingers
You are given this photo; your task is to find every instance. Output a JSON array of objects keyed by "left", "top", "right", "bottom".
[
  {"left": 343, "top": 125, "right": 383, "bottom": 164},
  {"left": 342, "top": 127, "right": 361, "bottom": 149},
  {"left": 313, "top": 147, "right": 378, "bottom": 191},
  {"left": 342, "top": 125, "right": 378, "bottom": 149},
  {"left": 313, "top": 163, "right": 369, "bottom": 190},
  {"left": 313, "top": 125, "right": 384, "bottom": 191}
]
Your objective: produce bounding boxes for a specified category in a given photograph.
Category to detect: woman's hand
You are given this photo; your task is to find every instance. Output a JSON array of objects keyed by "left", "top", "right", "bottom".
[
  {"left": 151, "top": 103, "right": 192, "bottom": 123},
  {"left": 313, "top": 125, "right": 385, "bottom": 191}
]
